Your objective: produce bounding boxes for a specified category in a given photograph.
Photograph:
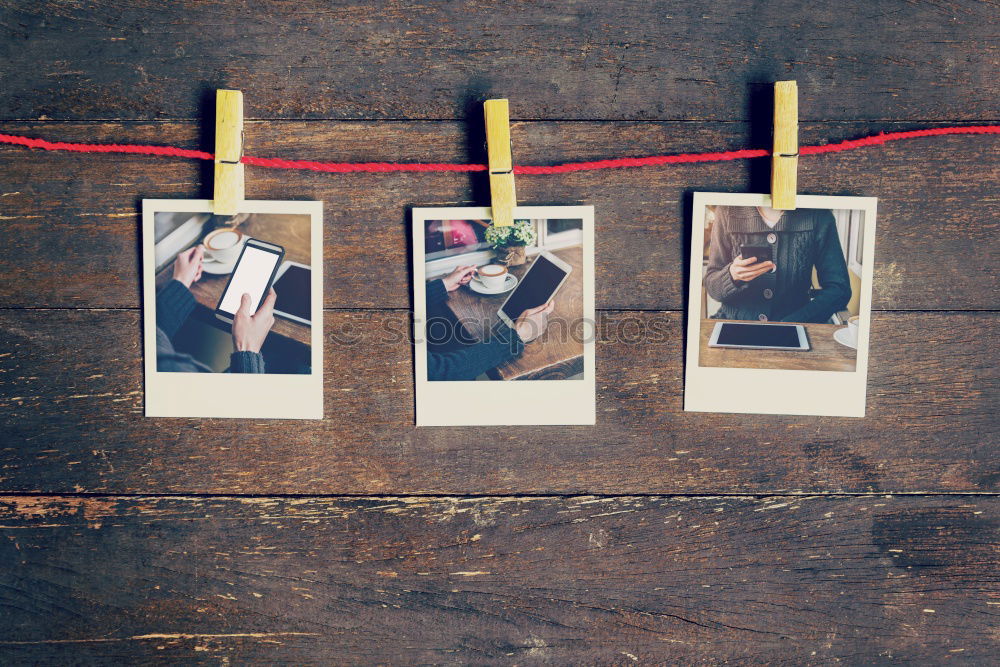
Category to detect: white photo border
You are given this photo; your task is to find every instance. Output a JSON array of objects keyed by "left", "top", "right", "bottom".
[
  {"left": 142, "top": 199, "right": 324, "bottom": 419},
  {"left": 684, "top": 193, "right": 878, "bottom": 417},
  {"left": 412, "top": 206, "right": 596, "bottom": 426}
]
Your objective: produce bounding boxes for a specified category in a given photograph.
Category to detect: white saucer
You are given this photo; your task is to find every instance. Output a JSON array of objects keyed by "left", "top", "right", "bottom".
[
  {"left": 468, "top": 274, "right": 518, "bottom": 295},
  {"left": 199, "top": 238, "right": 248, "bottom": 274},
  {"left": 833, "top": 327, "right": 858, "bottom": 350},
  {"left": 201, "top": 257, "right": 239, "bottom": 275}
]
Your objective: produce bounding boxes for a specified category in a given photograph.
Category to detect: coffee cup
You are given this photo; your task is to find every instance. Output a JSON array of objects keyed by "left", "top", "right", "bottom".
[
  {"left": 202, "top": 228, "right": 244, "bottom": 264},
  {"left": 476, "top": 264, "right": 508, "bottom": 290},
  {"left": 846, "top": 315, "right": 860, "bottom": 346}
]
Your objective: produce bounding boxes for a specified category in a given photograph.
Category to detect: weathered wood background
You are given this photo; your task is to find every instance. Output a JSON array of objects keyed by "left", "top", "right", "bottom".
[{"left": 0, "top": 1, "right": 997, "bottom": 663}]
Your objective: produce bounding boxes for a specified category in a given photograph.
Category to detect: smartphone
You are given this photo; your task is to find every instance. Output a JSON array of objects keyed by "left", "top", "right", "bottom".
[
  {"left": 739, "top": 244, "right": 773, "bottom": 264},
  {"left": 214, "top": 238, "right": 285, "bottom": 324},
  {"left": 496, "top": 250, "right": 573, "bottom": 330}
]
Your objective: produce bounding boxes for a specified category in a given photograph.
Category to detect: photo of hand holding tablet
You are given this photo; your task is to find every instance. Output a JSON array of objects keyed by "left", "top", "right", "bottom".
[
  {"left": 412, "top": 207, "right": 596, "bottom": 427},
  {"left": 496, "top": 249, "right": 572, "bottom": 332}
]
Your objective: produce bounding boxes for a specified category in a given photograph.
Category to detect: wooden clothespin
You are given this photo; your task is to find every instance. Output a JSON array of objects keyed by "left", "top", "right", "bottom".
[
  {"left": 484, "top": 99, "right": 516, "bottom": 227},
  {"left": 213, "top": 89, "right": 245, "bottom": 216},
  {"left": 770, "top": 80, "right": 798, "bottom": 210}
]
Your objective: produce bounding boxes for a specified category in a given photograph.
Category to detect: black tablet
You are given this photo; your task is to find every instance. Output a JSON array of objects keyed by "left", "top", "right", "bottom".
[
  {"left": 708, "top": 322, "right": 809, "bottom": 351},
  {"left": 496, "top": 250, "right": 572, "bottom": 329},
  {"left": 272, "top": 261, "right": 312, "bottom": 325}
]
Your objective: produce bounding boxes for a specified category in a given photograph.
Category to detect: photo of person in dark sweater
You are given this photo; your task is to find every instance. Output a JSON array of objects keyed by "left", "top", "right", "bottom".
[
  {"left": 414, "top": 208, "right": 593, "bottom": 426},
  {"left": 145, "top": 203, "right": 322, "bottom": 419},
  {"left": 705, "top": 205, "right": 852, "bottom": 324},
  {"left": 426, "top": 265, "right": 553, "bottom": 381}
]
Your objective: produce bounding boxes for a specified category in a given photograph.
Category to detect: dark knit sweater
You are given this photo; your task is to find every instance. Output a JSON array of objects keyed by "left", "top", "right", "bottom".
[
  {"left": 426, "top": 278, "right": 525, "bottom": 381},
  {"left": 156, "top": 279, "right": 266, "bottom": 373},
  {"left": 705, "top": 206, "right": 851, "bottom": 324}
]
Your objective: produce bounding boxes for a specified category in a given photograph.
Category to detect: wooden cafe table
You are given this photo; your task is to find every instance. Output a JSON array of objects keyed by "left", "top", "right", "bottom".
[
  {"left": 699, "top": 318, "right": 857, "bottom": 372},
  {"left": 444, "top": 246, "right": 584, "bottom": 380},
  {"left": 155, "top": 213, "right": 312, "bottom": 346}
]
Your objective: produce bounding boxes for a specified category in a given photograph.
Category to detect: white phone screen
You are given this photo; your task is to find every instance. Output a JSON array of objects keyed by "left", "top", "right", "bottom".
[{"left": 218, "top": 245, "right": 282, "bottom": 315}]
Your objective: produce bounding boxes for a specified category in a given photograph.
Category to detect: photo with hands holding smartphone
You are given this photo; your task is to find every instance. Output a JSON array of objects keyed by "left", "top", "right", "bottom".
[
  {"left": 157, "top": 242, "right": 282, "bottom": 375},
  {"left": 142, "top": 200, "right": 323, "bottom": 419},
  {"left": 728, "top": 247, "right": 775, "bottom": 284}
]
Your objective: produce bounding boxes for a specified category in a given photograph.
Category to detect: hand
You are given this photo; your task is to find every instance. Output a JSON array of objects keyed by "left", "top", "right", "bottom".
[
  {"left": 232, "top": 288, "right": 276, "bottom": 353},
  {"left": 172, "top": 245, "right": 204, "bottom": 288},
  {"left": 514, "top": 301, "right": 555, "bottom": 344},
  {"left": 729, "top": 255, "right": 775, "bottom": 283},
  {"left": 442, "top": 265, "right": 477, "bottom": 292}
]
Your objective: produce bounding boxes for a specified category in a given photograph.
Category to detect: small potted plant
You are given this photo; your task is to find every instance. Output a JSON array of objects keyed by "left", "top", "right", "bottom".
[{"left": 485, "top": 219, "right": 536, "bottom": 266}]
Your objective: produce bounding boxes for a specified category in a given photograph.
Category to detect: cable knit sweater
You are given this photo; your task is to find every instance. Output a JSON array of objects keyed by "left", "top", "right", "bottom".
[
  {"left": 156, "top": 279, "right": 265, "bottom": 373},
  {"left": 705, "top": 206, "right": 851, "bottom": 324}
]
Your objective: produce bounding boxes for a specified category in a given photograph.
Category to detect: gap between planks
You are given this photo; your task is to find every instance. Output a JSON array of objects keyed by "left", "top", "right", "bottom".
[
  {"left": 3, "top": 117, "right": 1000, "bottom": 124},
  {"left": 0, "top": 492, "right": 997, "bottom": 501}
]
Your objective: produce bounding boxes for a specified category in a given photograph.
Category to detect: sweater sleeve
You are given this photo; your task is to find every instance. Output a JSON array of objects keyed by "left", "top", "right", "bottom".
[
  {"left": 156, "top": 327, "right": 215, "bottom": 373},
  {"left": 427, "top": 323, "right": 524, "bottom": 381},
  {"left": 704, "top": 208, "right": 750, "bottom": 303},
  {"left": 426, "top": 279, "right": 449, "bottom": 308},
  {"left": 780, "top": 212, "right": 852, "bottom": 324},
  {"left": 156, "top": 279, "right": 196, "bottom": 339},
  {"left": 229, "top": 350, "right": 266, "bottom": 373}
]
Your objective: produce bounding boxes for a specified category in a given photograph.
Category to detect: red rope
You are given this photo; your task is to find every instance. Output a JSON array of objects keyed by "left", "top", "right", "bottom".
[
  {"left": 0, "top": 133, "right": 213, "bottom": 161},
  {"left": 0, "top": 125, "right": 996, "bottom": 174}
]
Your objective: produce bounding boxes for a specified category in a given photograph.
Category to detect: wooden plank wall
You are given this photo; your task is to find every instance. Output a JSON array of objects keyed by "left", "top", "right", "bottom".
[{"left": 1, "top": 1, "right": 997, "bottom": 663}]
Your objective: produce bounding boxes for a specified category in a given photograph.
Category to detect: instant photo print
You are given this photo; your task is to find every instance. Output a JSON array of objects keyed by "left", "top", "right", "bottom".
[
  {"left": 684, "top": 193, "right": 878, "bottom": 417},
  {"left": 142, "top": 199, "right": 324, "bottom": 419},
  {"left": 412, "top": 206, "right": 596, "bottom": 426}
]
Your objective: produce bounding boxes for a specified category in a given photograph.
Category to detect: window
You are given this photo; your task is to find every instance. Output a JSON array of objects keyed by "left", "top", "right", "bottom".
[
  {"left": 832, "top": 209, "right": 865, "bottom": 277},
  {"left": 423, "top": 217, "right": 582, "bottom": 278},
  {"left": 153, "top": 212, "right": 211, "bottom": 272},
  {"left": 847, "top": 211, "right": 865, "bottom": 277},
  {"left": 539, "top": 218, "right": 583, "bottom": 249},
  {"left": 424, "top": 219, "right": 498, "bottom": 278},
  {"left": 854, "top": 217, "right": 865, "bottom": 266},
  {"left": 425, "top": 219, "right": 491, "bottom": 261}
]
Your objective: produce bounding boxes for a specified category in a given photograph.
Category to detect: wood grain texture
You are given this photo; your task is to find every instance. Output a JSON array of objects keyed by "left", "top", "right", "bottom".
[
  {"left": 1, "top": 309, "right": 995, "bottom": 495},
  {"left": 1, "top": 2, "right": 997, "bottom": 660},
  {"left": 1, "top": 1, "right": 997, "bottom": 121},
  {"left": 0, "top": 121, "right": 997, "bottom": 311},
  {"left": 1, "top": 494, "right": 996, "bottom": 664}
]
